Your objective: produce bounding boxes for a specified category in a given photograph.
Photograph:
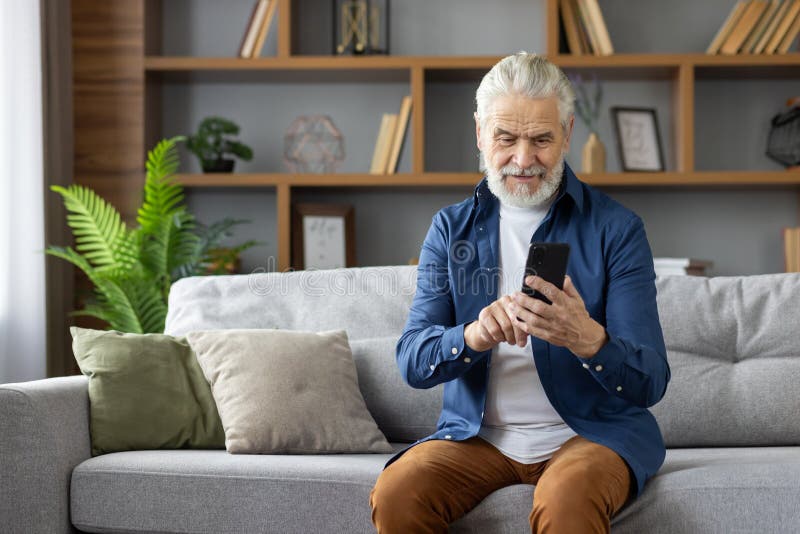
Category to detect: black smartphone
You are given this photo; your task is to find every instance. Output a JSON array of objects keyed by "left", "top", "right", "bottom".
[{"left": 521, "top": 242, "right": 570, "bottom": 305}]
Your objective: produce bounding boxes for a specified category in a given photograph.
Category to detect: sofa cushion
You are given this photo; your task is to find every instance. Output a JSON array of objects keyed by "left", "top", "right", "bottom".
[
  {"left": 70, "top": 446, "right": 800, "bottom": 534},
  {"left": 612, "top": 447, "right": 800, "bottom": 534},
  {"left": 652, "top": 274, "right": 800, "bottom": 447},
  {"left": 187, "top": 329, "right": 392, "bottom": 454},
  {"left": 71, "top": 327, "right": 224, "bottom": 456},
  {"left": 350, "top": 336, "right": 442, "bottom": 442}
]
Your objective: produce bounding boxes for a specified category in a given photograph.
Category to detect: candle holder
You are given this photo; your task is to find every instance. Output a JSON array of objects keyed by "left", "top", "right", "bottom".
[{"left": 333, "top": 0, "right": 389, "bottom": 55}]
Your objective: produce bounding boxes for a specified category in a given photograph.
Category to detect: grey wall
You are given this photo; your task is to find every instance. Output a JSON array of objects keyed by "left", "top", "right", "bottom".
[{"left": 162, "top": 0, "right": 799, "bottom": 276}]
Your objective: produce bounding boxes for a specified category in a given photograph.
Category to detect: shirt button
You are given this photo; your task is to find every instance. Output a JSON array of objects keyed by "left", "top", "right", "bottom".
[
  {"left": 582, "top": 363, "right": 590, "bottom": 369},
  {"left": 595, "top": 364, "right": 603, "bottom": 372},
  {"left": 464, "top": 357, "right": 471, "bottom": 363},
  {"left": 429, "top": 364, "right": 435, "bottom": 371},
  {"left": 616, "top": 385, "right": 623, "bottom": 392},
  {"left": 451, "top": 347, "right": 458, "bottom": 355},
  {"left": 478, "top": 226, "right": 484, "bottom": 232},
  {"left": 445, "top": 435, "right": 452, "bottom": 440}
]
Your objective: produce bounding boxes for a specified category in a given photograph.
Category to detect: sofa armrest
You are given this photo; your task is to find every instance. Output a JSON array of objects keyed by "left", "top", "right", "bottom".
[{"left": 0, "top": 375, "right": 91, "bottom": 534}]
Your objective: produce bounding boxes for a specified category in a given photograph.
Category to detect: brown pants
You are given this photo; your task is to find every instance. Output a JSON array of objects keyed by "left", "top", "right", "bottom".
[{"left": 370, "top": 435, "right": 631, "bottom": 533}]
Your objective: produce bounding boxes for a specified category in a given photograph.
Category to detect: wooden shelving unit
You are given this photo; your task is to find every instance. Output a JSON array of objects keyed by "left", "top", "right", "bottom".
[{"left": 74, "top": 0, "right": 800, "bottom": 271}]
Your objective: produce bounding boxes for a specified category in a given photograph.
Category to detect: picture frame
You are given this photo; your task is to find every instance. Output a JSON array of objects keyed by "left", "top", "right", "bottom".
[
  {"left": 611, "top": 107, "right": 665, "bottom": 172},
  {"left": 291, "top": 203, "right": 355, "bottom": 270}
]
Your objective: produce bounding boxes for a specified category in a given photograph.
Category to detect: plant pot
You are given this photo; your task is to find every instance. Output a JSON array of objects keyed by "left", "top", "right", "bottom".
[
  {"left": 202, "top": 159, "right": 235, "bottom": 173},
  {"left": 581, "top": 132, "right": 606, "bottom": 174}
]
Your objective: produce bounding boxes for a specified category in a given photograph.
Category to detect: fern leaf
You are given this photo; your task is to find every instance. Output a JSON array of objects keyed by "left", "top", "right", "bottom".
[
  {"left": 51, "top": 185, "right": 136, "bottom": 271},
  {"left": 139, "top": 137, "right": 186, "bottom": 233},
  {"left": 46, "top": 245, "right": 145, "bottom": 332}
]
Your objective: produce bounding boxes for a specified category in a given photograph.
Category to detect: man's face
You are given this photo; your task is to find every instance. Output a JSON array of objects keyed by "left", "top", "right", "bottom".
[{"left": 476, "top": 95, "right": 573, "bottom": 207}]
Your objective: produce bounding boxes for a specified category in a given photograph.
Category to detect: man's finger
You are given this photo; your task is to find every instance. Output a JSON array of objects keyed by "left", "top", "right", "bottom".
[
  {"left": 514, "top": 325, "right": 528, "bottom": 347},
  {"left": 525, "top": 275, "right": 562, "bottom": 304},
  {"left": 562, "top": 275, "right": 584, "bottom": 304},
  {"left": 514, "top": 292, "right": 555, "bottom": 320}
]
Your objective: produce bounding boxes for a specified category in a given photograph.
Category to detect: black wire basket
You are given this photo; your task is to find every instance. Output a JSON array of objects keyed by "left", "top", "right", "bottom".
[{"left": 766, "top": 104, "right": 800, "bottom": 167}]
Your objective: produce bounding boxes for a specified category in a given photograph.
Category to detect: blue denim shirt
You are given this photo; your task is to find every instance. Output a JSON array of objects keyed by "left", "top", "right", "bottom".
[{"left": 393, "top": 162, "right": 670, "bottom": 497}]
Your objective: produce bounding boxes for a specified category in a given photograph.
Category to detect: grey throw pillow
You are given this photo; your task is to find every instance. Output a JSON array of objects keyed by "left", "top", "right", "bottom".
[{"left": 186, "top": 328, "right": 392, "bottom": 454}]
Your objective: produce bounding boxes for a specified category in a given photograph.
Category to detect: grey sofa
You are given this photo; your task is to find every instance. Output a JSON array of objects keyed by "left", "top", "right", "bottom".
[{"left": 2, "top": 265, "right": 800, "bottom": 533}]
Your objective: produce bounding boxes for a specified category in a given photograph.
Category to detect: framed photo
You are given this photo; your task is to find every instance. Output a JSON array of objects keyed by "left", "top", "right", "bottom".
[
  {"left": 291, "top": 203, "right": 355, "bottom": 270},
  {"left": 611, "top": 107, "right": 665, "bottom": 172}
]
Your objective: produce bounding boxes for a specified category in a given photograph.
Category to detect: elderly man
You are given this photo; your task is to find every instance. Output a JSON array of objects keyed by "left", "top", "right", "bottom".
[{"left": 369, "top": 53, "right": 670, "bottom": 533}]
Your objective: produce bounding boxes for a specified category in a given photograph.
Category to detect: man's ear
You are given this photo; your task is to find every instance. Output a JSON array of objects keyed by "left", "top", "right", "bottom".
[
  {"left": 474, "top": 112, "right": 483, "bottom": 151},
  {"left": 563, "top": 114, "right": 575, "bottom": 152}
]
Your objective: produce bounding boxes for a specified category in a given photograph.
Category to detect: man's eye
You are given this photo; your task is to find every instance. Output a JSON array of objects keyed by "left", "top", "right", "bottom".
[
  {"left": 535, "top": 139, "right": 551, "bottom": 147},
  {"left": 498, "top": 137, "right": 514, "bottom": 144}
]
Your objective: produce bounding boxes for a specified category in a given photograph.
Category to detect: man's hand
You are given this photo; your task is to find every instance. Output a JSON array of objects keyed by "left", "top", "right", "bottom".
[
  {"left": 506, "top": 275, "right": 608, "bottom": 359},
  {"left": 464, "top": 296, "right": 528, "bottom": 352}
]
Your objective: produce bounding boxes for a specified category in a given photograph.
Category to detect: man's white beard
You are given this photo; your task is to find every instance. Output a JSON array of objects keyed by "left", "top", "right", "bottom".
[{"left": 483, "top": 152, "right": 565, "bottom": 208}]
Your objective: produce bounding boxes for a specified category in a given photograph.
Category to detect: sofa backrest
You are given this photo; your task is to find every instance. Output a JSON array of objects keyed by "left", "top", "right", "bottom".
[
  {"left": 652, "top": 273, "right": 800, "bottom": 447},
  {"left": 166, "top": 267, "right": 800, "bottom": 447},
  {"left": 166, "top": 266, "right": 417, "bottom": 340}
]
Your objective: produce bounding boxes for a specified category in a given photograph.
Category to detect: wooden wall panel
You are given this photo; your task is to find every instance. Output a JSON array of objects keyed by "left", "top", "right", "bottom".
[
  {"left": 70, "top": 1, "right": 146, "bottom": 360},
  {"left": 72, "top": 0, "right": 145, "bottom": 220}
]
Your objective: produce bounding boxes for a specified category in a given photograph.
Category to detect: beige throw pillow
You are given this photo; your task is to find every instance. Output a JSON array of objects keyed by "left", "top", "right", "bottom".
[{"left": 186, "top": 329, "right": 392, "bottom": 454}]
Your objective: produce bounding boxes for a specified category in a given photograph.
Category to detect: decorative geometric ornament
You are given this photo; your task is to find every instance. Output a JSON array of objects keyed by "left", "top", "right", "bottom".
[{"left": 283, "top": 116, "right": 345, "bottom": 174}]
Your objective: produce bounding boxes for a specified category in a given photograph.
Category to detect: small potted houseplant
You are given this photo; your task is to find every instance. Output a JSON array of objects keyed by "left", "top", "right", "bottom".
[{"left": 186, "top": 116, "right": 254, "bottom": 173}]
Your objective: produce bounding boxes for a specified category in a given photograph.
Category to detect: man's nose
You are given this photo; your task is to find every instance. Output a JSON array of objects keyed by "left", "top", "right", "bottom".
[{"left": 512, "top": 142, "right": 537, "bottom": 170}]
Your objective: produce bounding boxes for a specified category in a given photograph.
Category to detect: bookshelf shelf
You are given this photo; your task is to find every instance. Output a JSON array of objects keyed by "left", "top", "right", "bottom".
[
  {"left": 144, "top": 56, "right": 505, "bottom": 71},
  {"left": 145, "top": 53, "right": 800, "bottom": 83},
  {"left": 176, "top": 171, "right": 800, "bottom": 189}
]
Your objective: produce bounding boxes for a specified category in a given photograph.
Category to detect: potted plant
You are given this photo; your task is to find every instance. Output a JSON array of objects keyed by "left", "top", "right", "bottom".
[
  {"left": 186, "top": 116, "right": 254, "bottom": 173},
  {"left": 47, "top": 136, "right": 259, "bottom": 333}
]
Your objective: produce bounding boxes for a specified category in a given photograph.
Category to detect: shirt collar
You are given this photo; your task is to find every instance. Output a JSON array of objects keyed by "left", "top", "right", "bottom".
[{"left": 473, "top": 161, "right": 584, "bottom": 213}]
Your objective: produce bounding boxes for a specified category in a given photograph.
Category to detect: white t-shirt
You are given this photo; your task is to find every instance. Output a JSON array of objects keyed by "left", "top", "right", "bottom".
[{"left": 477, "top": 200, "right": 577, "bottom": 464}]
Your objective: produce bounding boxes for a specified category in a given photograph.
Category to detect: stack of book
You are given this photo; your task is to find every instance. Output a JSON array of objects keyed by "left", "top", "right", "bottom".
[
  {"left": 706, "top": 0, "right": 800, "bottom": 55},
  {"left": 238, "top": 0, "right": 278, "bottom": 58},
  {"left": 558, "top": 0, "right": 614, "bottom": 56},
  {"left": 784, "top": 227, "right": 800, "bottom": 272},
  {"left": 370, "top": 96, "right": 413, "bottom": 175},
  {"left": 653, "top": 258, "right": 713, "bottom": 277}
]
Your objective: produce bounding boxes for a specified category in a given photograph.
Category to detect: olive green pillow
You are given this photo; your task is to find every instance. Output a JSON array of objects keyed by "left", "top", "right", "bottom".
[{"left": 71, "top": 327, "right": 225, "bottom": 456}]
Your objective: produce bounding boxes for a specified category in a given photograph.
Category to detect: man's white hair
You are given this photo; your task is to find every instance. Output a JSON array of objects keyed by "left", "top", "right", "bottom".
[{"left": 475, "top": 52, "right": 575, "bottom": 131}]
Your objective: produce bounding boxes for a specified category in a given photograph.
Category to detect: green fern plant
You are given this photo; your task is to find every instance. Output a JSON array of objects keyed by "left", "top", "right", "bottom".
[{"left": 47, "top": 136, "right": 257, "bottom": 333}]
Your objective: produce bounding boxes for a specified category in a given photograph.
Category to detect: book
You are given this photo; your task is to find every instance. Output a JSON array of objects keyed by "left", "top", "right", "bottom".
[
  {"left": 239, "top": 0, "right": 269, "bottom": 59},
  {"left": 369, "top": 114, "right": 397, "bottom": 175},
  {"left": 706, "top": 1, "right": 748, "bottom": 54},
  {"left": 784, "top": 228, "right": 800, "bottom": 272},
  {"left": 742, "top": 0, "right": 781, "bottom": 53},
  {"left": 579, "top": 0, "right": 614, "bottom": 55},
  {"left": 777, "top": 5, "right": 800, "bottom": 52},
  {"left": 765, "top": 0, "right": 800, "bottom": 53},
  {"left": 385, "top": 96, "right": 413, "bottom": 174},
  {"left": 237, "top": 1, "right": 260, "bottom": 58},
  {"left": 575, "top": 0, "right": 601, "bottom": 55},
  {"left": 560, "top": 0, "right": 585, "bottom": 55},
  {"left": 721, "top": 1, "right": 769, "bottom": 55},
  {"left": 251, "top": 0, "right": 278, "bottom": 58},
  {"left": 573, "top": 0, "right": 593, "bottom": 55},
  {"left": 653, "top": 258, "right": 713, "bottom": 277},
  {"left": 754, "top": 0, "right": 790, "bottom": 52}
]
